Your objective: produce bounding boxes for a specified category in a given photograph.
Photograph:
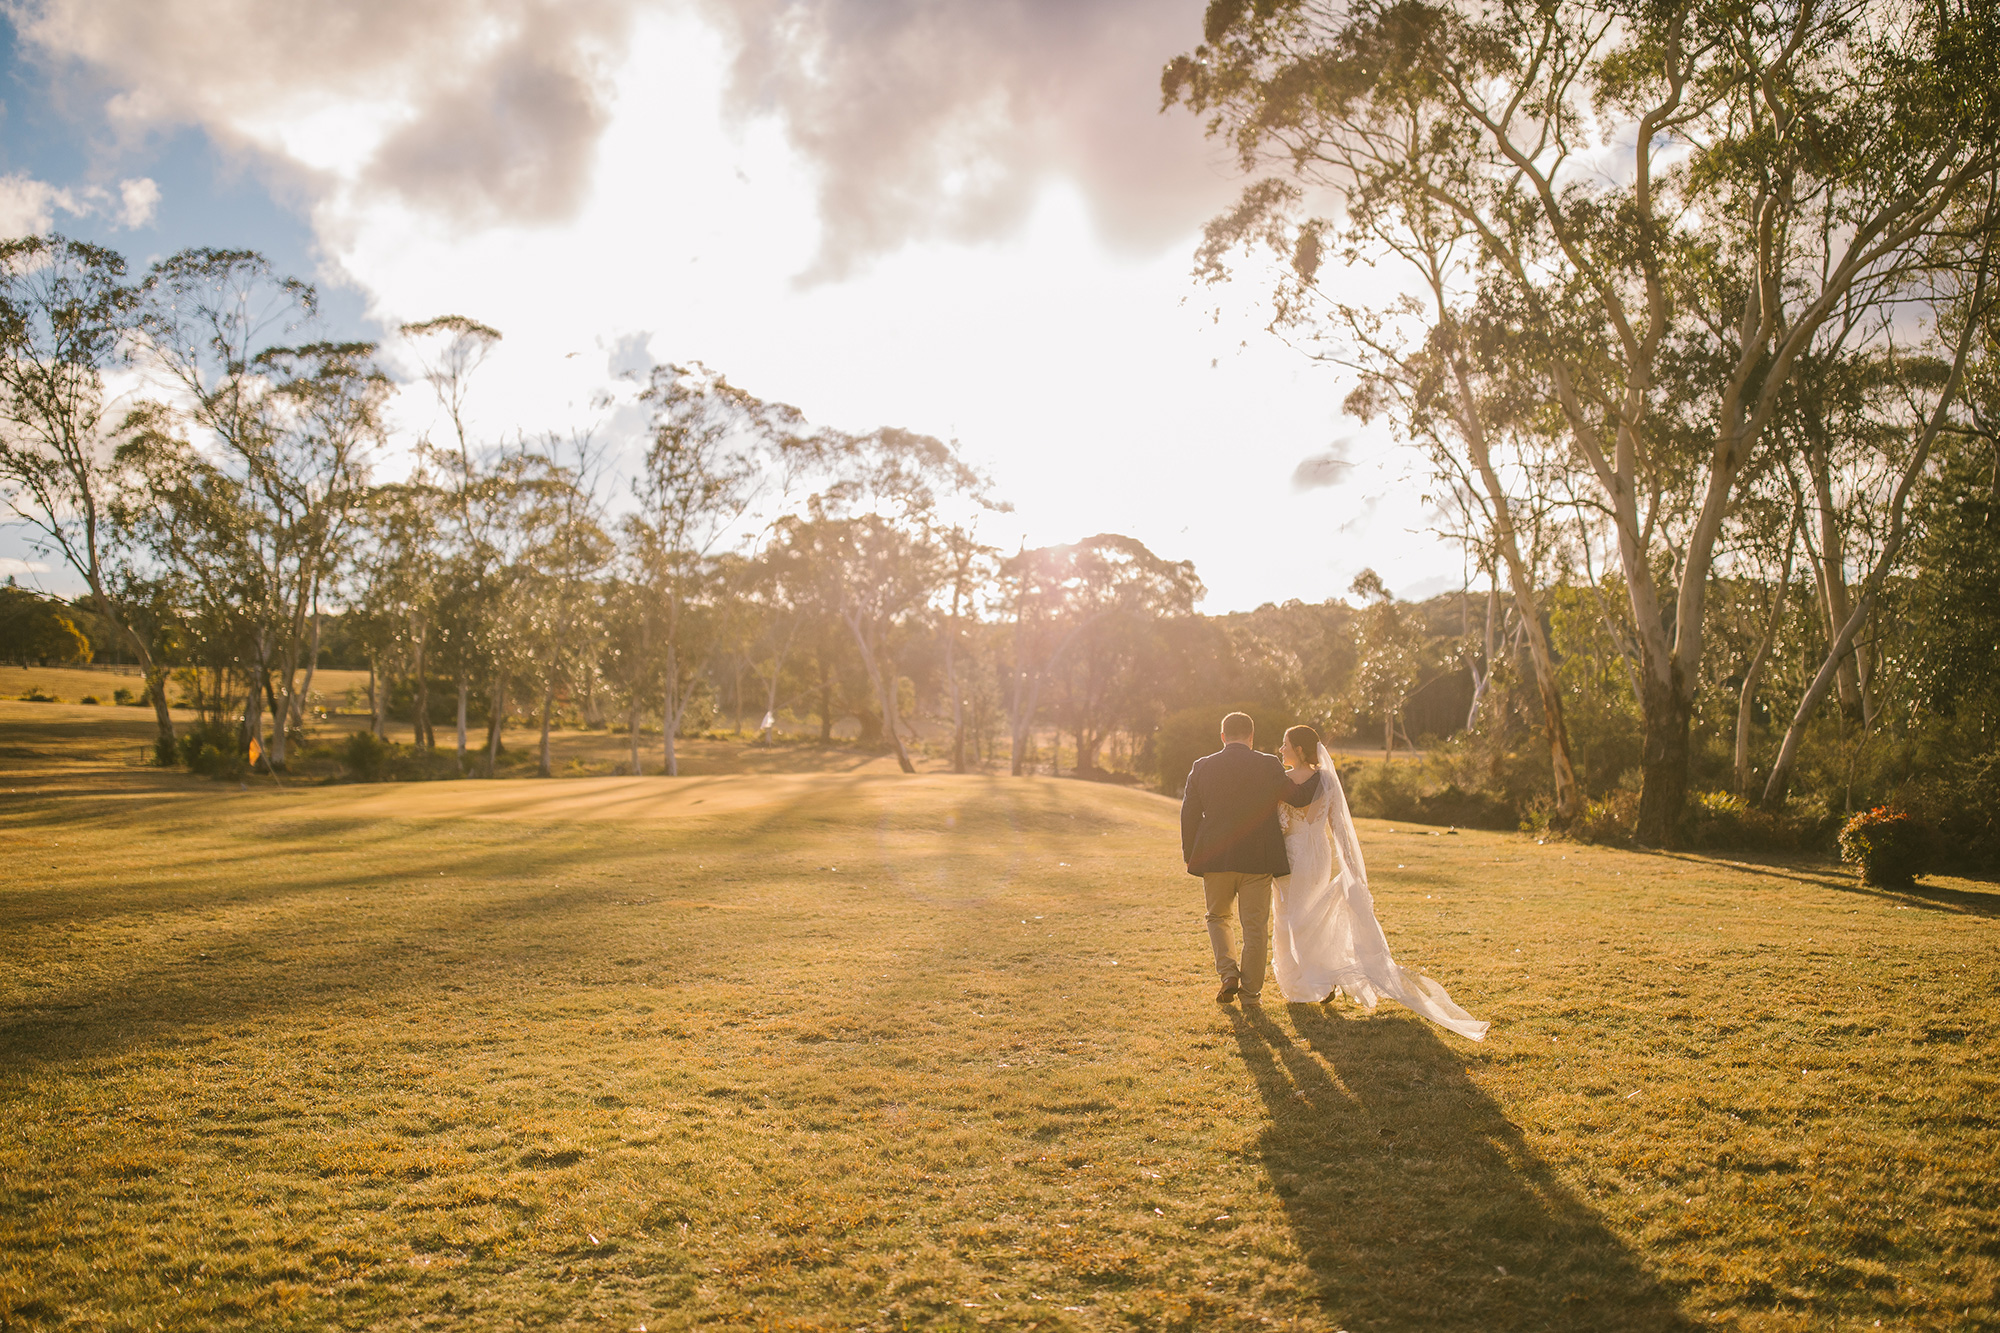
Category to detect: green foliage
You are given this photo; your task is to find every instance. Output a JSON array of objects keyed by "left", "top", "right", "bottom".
[
  {"left": 1839, "top": 807, "right": 1933, "bottom": 888},
  {"left": 1681, "top": 791, "right": 1837, "bottom": 854},
  {"left": 1546, "top": 586, "right": 1643, "bottom": 794},
  {"left": 385, "top": 675, "right": 484, "bottom": 727},
  {"left": 177, "top": 720, "right": 247, "bottom": 779},
  {"left": 1151, "top": 701, "right": 1288, "bottom": 794},
  {"left": 341, "top": 731, "right": 391, "bottom": 782},
  {"left": 1562, "top": 792, "right": 1640, "bottom": 848},
  {"left": 332, "top": 732, "right": 469, "bottom": 783},
  {"left": 1340, "top": 759, "right": 1518, "bottom": 830},
  {"left": 1898, "top": 752, "right": 2000, "bottom": 875},
  {"left": 1343, "top": 759, "right": 1418, "bottom": 822},
  {"left": 0, "top": 587, "right": 92, "bottom": 666}
]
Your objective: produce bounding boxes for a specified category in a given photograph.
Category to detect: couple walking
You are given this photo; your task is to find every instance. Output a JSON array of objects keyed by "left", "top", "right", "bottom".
[{"left": 1180, "top": 712, "right": 1487, "bottom": 1040}]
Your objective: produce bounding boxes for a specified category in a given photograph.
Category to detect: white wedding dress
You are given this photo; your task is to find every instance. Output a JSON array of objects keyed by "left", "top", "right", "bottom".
[{"left": 1272, "top": 745, "right": 1489, "bottom": 1040}]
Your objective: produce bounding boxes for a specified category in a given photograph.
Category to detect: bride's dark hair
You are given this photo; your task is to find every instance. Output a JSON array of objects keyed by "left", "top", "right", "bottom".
[{"left": 1284, "top": 724, "right": 1320, "bottom": 762}]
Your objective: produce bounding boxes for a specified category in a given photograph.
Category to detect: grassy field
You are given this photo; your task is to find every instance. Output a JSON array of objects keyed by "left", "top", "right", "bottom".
[{"left": 2, "top": 702, "right": 1996, "bottom": 1331}]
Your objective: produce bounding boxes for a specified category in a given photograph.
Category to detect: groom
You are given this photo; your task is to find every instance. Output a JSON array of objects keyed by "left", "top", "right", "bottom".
[{"left": 1180, "top": 712, "right": 1314, "bottom": 1003}]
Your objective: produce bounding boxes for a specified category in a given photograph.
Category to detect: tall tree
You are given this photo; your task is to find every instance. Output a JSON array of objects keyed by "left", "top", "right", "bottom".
[
  {"left": 1001, "top": 534, "right": 1202, "bottom": 776},
  {"left": 937, "top": 523, "right": 995, "bottom": 773},
  {"left": 1169, "top": 0, "right": 2000, "bottom": 842},
  {"left": 131, "top": 250, "right": 381, "bottom": 768},
  {"left": 0, "top": 235, "right": 177, "bottom": 755},
  {"left": 518, "top": 432, "right": 611, "bottom": 778},
  {"left": 402, "top": 314, "right": 504, "bottom": 768},
  {"left": 630, "top": 362, "right": 811, "bottom": 776},
  {"left": 811, "top": 427, "right": 997, "bottom": 774}
]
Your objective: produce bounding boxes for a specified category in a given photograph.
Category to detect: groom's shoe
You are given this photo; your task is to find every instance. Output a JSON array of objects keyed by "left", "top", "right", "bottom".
[{"left": 1215, "top": 978, "right": 1241, "bottom": 1003}]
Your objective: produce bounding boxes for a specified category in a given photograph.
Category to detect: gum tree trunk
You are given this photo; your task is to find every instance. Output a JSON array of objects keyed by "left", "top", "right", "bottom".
[
  {"left": 485, "top": 673, "right": 507, "bottom": 777},
  {"left": 537, "top": 682, "right": 554, "bottom": 777},
  {"left": 1446, "top": 355, "right": 1582, "bottom": 819},
  {"left": 1735, "top": 522, "right": 1798, "bottom": 796},
  {"left": 411, "top": 616, "right": 429, "bottom": 750},
  {"left": 1636, "top": 671, "right": 1693, "bottom": 845}
]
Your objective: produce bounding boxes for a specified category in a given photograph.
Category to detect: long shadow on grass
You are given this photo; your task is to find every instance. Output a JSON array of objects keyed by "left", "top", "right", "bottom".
[
  {"left": 1231, "top": 1006, "right": 1696, "bottom": 1333},
  {"left": 1647, "top": 849, "right": 2000, "bottom": 919},
  {"left": 1819, "top": 876, "right": 2000, "bottom": 918}
]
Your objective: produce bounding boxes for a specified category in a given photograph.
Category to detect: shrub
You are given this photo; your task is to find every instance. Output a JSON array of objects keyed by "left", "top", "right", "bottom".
[
  {"left": 1413, "top": 782, "right": 1517, "bottom": 830},
  {"left": 1839, "top": 806, "right": 1931, "bottom": 888},
  {"left": 1683, "top": 791, "right": 1774, "bottom": 849},
  {"left": 341, "top": 731, "right": 391, "bottom": 782},
  {"left": 1151, "top": 702, "right": 1290, "bottom": 794},
  {"left": 176, "top": 720, "right": 247, "bottom": 779},
  {"left": 1896, "top": 752, "right": 2000, "bottom": 876},
  {"left": 1334, "top": 759, "right": 1520, "bottom": 830},
  {"left": 1345, "top": 760, "right": 1420, "bottom": 822},
  {"left": 1567, "top": 790, "right": 1639, "bottom": 846},
  {"left": 80, "top": 694, "right": 101, "bottom": 705},
  {"left": 1681, "top": 791, "right": 1841, "bottom": 854},
  {"left": 113, "top": 687, "right": 134, "bottom": 705}
]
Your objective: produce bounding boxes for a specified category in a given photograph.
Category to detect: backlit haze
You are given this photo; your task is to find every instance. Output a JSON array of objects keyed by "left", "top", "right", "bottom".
[{"left": 0, "top": 0, "right": 1466, "bottom": 611}]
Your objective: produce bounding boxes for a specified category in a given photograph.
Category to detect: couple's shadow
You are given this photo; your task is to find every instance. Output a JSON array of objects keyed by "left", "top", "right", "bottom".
[{"left": 1230, "top": 1005, "right": 1696, "bottom": 1332}]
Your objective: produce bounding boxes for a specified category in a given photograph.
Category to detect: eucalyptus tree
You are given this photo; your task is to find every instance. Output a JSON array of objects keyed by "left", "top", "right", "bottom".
[
  {"left": 738, "top": 539, "right": 811, "bottom": 743},
  {"left": 351, "top": 474, "right": 445, "bottom": 747},
  {"left": 401, "top": 314, "right": 506, "bottom": 759},
  {"left": 1345, "top": 569, "right": 1426, "bottom": 759},
  {"left": 129, "top": 250, "right": 381, "bottom": 767},
  {"left": 1169, "top": 0, "right": 2000, "bottom": 842},
  {"left": 516, "top": 431, "right": 611, "bottom": 778},
  {"left": 1048, "top": 535, "right": 1203, "bottom": 775},
  {"left": 1762, "top": 231, "right": 1999, "bottom": 805},
  {"left": 0, "top": 235, "right": 179, "bottom": 754},
  {"left": 763, "top": 512, "right": 860, "bottom": 743},
  {"left": 629, "top": 362, "right": 813, "bottom": 776},
  {"left": 813, "top": 509, "right": 937, "bottom": 773},
  {"left": 1729, "top": 502, "right": 1802, "bottom": 798},
  {"left": 599, "top": 571, "right": 659, "bottom": 774},
  {"left": 937, "top": 523, "right": 996, "bottom": 772},
  {"left": 808, "top": 427, "right": 997, "bottom": 774},
  {"left": 999, "top": 534, "right": 1199, "bottom": 776}
]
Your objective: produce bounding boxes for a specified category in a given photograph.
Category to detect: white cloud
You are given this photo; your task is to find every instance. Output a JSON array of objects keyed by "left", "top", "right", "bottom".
[
  {"left": 116, "top": 176, "right": 160, "bottom": 228},
  {"left": 0, "top": 171, "right": 162, "bottom": 237},
  {"left": 14, "top": 0, "right": 1465, "bottom": 609},
  {"left": 0, "top": 557, "right": 54, "bottom": 576},
  {"left": 0, "top": 173, "right": 81, "bottom": 237}
]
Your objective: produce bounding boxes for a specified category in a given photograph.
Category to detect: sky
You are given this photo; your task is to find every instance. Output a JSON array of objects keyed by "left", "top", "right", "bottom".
[{"left": 0, "top": 0, "right": 1468, "bottom": 613}]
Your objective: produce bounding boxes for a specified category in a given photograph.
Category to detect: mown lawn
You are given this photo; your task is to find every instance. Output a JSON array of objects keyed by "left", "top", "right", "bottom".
[{"left": 2, "top": 704, "right": 1995, "bottom": 1331}]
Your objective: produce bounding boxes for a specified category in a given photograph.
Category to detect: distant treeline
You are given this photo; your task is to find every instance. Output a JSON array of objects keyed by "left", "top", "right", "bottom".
[{"left": 3, "top": 228, "right": 1998, "bottom": 871}]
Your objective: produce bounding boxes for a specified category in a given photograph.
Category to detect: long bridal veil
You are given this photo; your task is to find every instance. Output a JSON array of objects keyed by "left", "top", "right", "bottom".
[{"left": 1272, "top": 744, "right": 1489, "bottom": 1041}]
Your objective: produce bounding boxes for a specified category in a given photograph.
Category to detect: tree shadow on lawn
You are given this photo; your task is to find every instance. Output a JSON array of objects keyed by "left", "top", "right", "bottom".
[
  {"left": 0, "top": 832, "right": 758, "bottom": 1073},
  {"left": 1642, "top": 849, "right": 2000, "bottom": 919},
  {"left": 1230, "top": 1005, "right": 1698, "bottom": 1333}
]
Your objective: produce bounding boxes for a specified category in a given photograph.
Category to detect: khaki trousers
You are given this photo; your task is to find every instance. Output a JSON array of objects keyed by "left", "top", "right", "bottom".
[{"left": 1203, "top": 871, "right": 1273, "bottom": 995}]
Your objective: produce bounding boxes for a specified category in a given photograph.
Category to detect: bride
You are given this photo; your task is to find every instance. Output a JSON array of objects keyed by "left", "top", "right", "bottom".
[{"left": 1271, "top": 724, "right": 1489, "bottom": 1040}]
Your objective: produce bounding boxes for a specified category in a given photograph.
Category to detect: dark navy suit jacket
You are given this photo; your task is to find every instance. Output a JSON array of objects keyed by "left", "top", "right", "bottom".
[{"left": 1180, "top": 742, "right": 1318, "bottom": 877}]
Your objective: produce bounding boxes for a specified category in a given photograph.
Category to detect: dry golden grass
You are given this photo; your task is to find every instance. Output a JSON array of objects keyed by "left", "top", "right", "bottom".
[{"left": 2, "top": 703, "right": 1996, "bottom": 1331}]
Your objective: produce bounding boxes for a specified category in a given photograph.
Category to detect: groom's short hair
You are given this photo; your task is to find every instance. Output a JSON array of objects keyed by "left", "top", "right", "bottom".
[{"left": 1220, "top": 711, "right": 1254, "bottom": 741}]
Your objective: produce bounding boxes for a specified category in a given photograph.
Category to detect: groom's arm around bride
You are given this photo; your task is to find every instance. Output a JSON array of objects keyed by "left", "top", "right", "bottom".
[{"left": 1180, "top": 712, "right": 1314, "bottom": 1004}]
